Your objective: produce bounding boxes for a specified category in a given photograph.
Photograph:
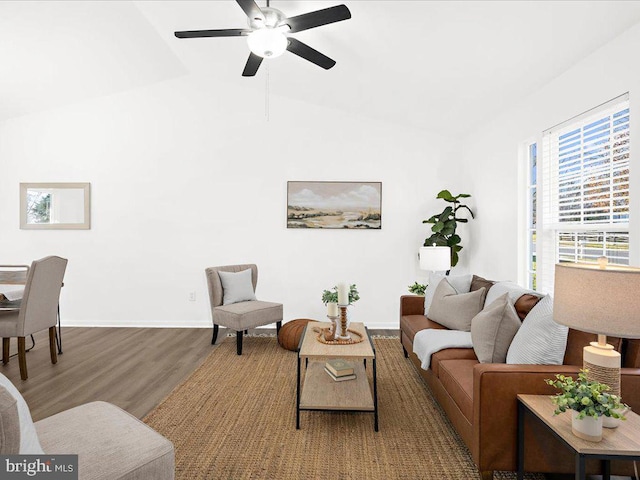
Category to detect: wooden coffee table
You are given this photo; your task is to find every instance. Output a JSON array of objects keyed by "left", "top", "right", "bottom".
[{"left": 296, "top": 321, "right": 378, "bottom": 431}]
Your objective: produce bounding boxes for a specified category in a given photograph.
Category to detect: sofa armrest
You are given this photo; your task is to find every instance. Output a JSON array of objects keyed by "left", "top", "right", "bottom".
[
  {"left": 400, "top": 295, "right": 424, "bottom": 317},
  {"left": 471, "top": 363, "right": 640, "bottom": 472}
]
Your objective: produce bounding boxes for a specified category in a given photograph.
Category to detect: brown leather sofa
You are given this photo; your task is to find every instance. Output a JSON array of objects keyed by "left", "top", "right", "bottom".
[{"left": 400, "top": 294, "right": 640, "bottom": 480}]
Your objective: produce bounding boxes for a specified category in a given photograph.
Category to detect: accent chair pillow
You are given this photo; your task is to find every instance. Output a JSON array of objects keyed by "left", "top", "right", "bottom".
[
  {"left": 427, "top": 279, "right": 486, "bottom": 331},
  {"left": 218, "top": 269, "right": 257, "bottom": 305},
  {"left": 471, "top": 293, "right": 521, "bottom": 363},
  {"left": 0, "top": 373, "right": 44, "bottom": 454},
  {"left": 423, "top": 273, "right": 472, "bottom": 315},
  {"left": 506, "top": 295, "right": 569, "bottom": 365}
]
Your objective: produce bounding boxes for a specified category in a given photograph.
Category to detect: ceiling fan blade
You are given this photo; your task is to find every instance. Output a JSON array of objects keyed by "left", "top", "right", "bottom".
[
  {"left": 242, "top": 53, "right": 263, "bottom": 77},
  {"left": 236, "top": 0, "right": 264, "bottom": 22},
  {"left": 175, "top": 29, "right": 250, "bottom": 38},
  {"left": 285, "top": 5, "right": 351, "bottom": 33},
  {"left": 286, "top": 38, "right": 336, "bottom": 70}
]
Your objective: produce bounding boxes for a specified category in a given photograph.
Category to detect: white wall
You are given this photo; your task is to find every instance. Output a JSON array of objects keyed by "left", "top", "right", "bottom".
[
  {"left": 459, "top": 22, "right": 640, "bottom": 288},
  {"left": 0, "top": 74, "right": 458, "bottom": 329}
]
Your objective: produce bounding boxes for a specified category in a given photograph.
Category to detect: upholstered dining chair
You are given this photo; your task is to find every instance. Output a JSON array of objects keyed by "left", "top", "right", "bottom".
[
  {"left": 205, "top": 264, "right": 283, "bottom": 355},
  {"left": 0, "top": 256, "right": 67, "bottom": 380}
]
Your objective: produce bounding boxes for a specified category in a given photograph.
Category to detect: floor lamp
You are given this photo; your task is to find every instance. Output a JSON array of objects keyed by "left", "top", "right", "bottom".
[{"left": 553, "top": 261, "right": 640, "bottom": 427}]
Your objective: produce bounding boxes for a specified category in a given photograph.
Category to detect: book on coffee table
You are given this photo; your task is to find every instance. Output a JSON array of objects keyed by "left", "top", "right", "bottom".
[
  {"left": 325, "top": 359, "right": 354, "bottom": 377},
  {"left": 324, "top": 367, "right": 357, "bottom": 382}
]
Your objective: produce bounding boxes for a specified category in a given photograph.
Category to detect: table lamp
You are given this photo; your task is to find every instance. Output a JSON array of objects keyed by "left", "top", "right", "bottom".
[
  {"left": 553, "top": 261, "right": 640, "bottom": 425},
  {"left": 419, "top": 245, "right": 451, "bottom": 272}
]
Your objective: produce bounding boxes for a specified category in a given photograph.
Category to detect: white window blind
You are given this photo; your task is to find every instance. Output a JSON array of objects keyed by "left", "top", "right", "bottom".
[{"left": 538, "top": 94, "right": 630, "bottom": 293}]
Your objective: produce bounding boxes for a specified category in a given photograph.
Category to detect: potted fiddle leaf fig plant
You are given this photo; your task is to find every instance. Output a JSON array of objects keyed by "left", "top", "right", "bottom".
[
  {"left": 422, "top": 190, "right": 474, "bottom": 268},
  {"left": 545, "top": 370, "right": 627, "bottom": 442}
]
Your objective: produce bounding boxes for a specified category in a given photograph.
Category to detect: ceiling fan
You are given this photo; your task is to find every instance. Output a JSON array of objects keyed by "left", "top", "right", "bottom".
[{"left": 174, "top": 0, "right": 351, "bottom": 77}]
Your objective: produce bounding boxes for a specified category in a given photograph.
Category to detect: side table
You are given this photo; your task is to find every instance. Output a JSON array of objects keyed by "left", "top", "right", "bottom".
[{"left": 517, "top": 394, "right": 640, "bottom": 480}]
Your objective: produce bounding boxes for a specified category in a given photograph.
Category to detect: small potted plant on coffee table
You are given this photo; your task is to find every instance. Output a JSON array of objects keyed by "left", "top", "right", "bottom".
[{"left": 545, "top": 369, "right": 627, "bottom": 442}]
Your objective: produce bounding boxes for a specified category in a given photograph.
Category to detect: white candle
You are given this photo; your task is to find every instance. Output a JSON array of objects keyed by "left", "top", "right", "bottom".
[
  {"left": 327, "top": 302, "right": 338, "bottom": 317},
  {"left": 337, "top": 283, "right": 349, "bottom": 305}
]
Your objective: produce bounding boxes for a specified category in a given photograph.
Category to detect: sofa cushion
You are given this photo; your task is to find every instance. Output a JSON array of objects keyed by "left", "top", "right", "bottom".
[
  {"left": 438, "top": 359, "right": 477, "bottom": 422},
  {"left": 431, "top": 348, "right": 478, "bottom": 378},
  {"left": 470, "top": 275, "right": 495, "bottom": 294},
  {"left": 484, "top": 281, "right": 533, "bottom": 309},
  {"left": 623, "top": 338, "right": 640, "bottom": 368},
  {"left": 514, "top": 294, "right": 542, "bottom": 320},
  {"left": 471, "top": 294, "right": 521, "bottom": 363},
  {"left": 36, "top": 401, "right": 174, "bottom": 480},
  {"left": 400, "top": 315, "right": 446, "bottom": 343},
  {"left": 507, "top": 295, "right": 568, "bottom": 365},
  {"left": 428, "top": 280, "right": 486, "bottom": 331},
  {"left": 214, "top": 300, "right": 283, "bottom": 331},
  {"left": 424, "top": 273, "right": 472, "bottom": 315},
  {"left": 0, "top": 374, "right": 44, "bottom": 454},
  {"left": 0, "top": 386, "right": 20, "bottom": 454}
]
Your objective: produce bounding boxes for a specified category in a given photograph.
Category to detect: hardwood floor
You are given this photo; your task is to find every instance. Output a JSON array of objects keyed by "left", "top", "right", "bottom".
[
  {"left": 4, "top": 326, "right": 398, "bottom": 422},
  {"left": 4, "top": 327, "right": 214, "bottom": 421}
]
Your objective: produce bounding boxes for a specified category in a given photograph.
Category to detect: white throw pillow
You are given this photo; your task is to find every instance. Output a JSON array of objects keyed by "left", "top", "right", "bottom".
[
  {"left": 484, "top": 281, "right": 532, "bottom": 309},
  {"left": 218, "top": 269, "right": 257, "bottom": 305},
  {"left": 424, "top": 273, "right": 472, "bottom": 315},
  {"left": 506, "top": 295, "right": 569, "bottom": 365},
  {"left": 0, "top": 373, "right": 44, "bottom": 454}
]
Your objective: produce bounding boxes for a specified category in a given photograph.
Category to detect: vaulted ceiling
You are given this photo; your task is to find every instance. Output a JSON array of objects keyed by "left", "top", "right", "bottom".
[{"left": 2, "top": 1, "right": 640, "bottom": 135}]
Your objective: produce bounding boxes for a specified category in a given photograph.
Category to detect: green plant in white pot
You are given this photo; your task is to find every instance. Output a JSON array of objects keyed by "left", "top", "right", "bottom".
[
  {"left": 321, "top": 284, "right": 360, "bottom": 316},
  {"left": 408, "top": 282, "right": 427, "bottom": 296},
  {"left": 545, "top": 370, "right": 627, "bottom": 442}
]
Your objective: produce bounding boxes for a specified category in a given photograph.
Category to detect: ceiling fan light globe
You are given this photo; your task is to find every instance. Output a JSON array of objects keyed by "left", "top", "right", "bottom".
[{"left": 247, "top": 29, "right": 287, "bottom": 58}]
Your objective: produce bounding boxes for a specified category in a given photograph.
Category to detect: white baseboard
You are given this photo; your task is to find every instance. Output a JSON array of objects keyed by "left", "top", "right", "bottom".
[
  {"left": 61, "top": 320, "right": 400, "bottom": 329},
  {"left": 61, "top": 319, "right": 212, "bottom": 328}
]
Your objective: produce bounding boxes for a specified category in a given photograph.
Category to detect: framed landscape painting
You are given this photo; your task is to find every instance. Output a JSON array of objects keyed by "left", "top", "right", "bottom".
[{"left": 287, "top": 181, "right": 382, "bottom": 229}]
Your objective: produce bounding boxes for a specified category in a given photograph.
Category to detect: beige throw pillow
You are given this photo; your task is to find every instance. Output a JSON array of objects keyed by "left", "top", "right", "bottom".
[
  {"left": 427, "top": 279, "right": 486, "bottom": 331},
  {"left": 471, "top": 293, "right": 521, "bottom": 363}
]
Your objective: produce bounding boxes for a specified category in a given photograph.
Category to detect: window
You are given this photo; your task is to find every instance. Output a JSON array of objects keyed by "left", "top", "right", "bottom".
[
  {"left": 526, "top": 142, "right": 537, "bottom": 290},
  {"left": 530, "top": 93, "right": 630, "bottom": 293}
]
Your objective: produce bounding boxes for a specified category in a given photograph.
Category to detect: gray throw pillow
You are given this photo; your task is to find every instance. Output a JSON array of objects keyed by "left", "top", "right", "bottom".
[
  {"left": 471, "top": 293, "right": 521, "bottom": 363},
  {"left": 218, "top": 269, "right": 257, "bottom": 305},
  {"left": 506, "top": 295, "right": 569, "bottom": 365},
  {"left": 427, "top": 279, "right": 486, "bottom": 331}
]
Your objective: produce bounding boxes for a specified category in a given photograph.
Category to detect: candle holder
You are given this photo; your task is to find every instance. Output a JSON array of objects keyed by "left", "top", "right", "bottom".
[
  {"left": 334, "top": 304, "right": 351, "bottom": 340},
  {"left": 325, "top": 315, "right": 338, "bottom": 341}
]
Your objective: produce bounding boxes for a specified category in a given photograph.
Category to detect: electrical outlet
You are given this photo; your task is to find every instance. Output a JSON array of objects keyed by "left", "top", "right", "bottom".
[{"left": 189, "top": 291, "right": 196, "bottom": 302}]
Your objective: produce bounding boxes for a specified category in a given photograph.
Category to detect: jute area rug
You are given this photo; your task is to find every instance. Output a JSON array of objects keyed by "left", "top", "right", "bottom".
[{"left": 144, "top": 336, "right": 542, "bottom": 480}]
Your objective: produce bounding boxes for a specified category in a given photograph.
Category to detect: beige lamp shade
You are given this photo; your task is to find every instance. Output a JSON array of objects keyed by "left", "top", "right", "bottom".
[
  {"left": 553, "top": 263, "right": 640, "bottom": 338},
  {"left": 419, "top": 246, "right": 451, "bottom": 272}
]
